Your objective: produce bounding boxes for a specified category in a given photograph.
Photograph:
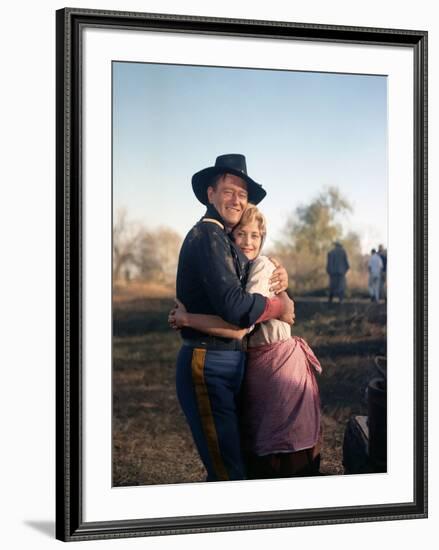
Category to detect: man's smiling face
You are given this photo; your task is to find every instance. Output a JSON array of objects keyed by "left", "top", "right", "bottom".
[{"left": 207, "top": 174, "right": 249, "bottom": 230}]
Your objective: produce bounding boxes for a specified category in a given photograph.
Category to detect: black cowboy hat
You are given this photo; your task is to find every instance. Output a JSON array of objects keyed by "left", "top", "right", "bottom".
[{"left": 191, "top": 154, "right": 266, "bottom": 205}]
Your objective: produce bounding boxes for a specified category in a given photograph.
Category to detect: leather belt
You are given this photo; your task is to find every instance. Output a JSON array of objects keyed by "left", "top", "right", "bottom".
[{"left": 182, "top": 337, "right": 247, "bottom": 351}]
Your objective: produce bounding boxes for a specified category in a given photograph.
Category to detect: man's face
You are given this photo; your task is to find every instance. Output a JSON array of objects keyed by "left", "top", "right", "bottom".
[{"left": 207, "top": 174, "right": 249, "bottom": 229}]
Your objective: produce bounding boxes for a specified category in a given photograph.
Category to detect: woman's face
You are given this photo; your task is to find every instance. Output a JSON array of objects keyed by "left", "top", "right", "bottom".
[{"left": 233, "top": 221, "right": 262, "bottom": 260}]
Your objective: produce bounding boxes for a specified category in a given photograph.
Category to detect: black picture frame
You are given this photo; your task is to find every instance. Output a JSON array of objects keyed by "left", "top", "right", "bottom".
[{"left": 56, "top": 7, "right": 428, "bottom": 542}]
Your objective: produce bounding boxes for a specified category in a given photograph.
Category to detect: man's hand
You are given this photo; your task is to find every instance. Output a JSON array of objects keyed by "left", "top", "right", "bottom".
[
  {"left": 268, "top": 257, "right": 289, "bottom": 294},
  {"left": 277, "top": 291, "right": 295, "bottom": 326},
  {"left": 168, "top": 298, "right": 188, "bottom": 330}
]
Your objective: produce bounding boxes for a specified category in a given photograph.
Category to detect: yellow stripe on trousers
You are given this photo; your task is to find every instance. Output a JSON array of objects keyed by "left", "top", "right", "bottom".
[{"left": 191, "top": 348, "right": 229, "bottom": 481}]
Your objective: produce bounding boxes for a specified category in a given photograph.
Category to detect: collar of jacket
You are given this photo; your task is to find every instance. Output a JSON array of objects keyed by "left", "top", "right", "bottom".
[
  {"left": 202, "top": 205, "right": 250, "bottom": 282},
  {"left": 202, "top": 205, "right": 227, "bottom": 231}
]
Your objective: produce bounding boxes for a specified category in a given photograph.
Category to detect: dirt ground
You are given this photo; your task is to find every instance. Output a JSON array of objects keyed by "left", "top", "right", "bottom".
[{"left": 112, "top": 296, "right": 386, "bottom": 486}]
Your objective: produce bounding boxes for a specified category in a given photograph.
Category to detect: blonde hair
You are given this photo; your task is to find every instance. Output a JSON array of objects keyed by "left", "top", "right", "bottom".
[{"left": 235, "top": 204, "right": 267, "bottom": 249}]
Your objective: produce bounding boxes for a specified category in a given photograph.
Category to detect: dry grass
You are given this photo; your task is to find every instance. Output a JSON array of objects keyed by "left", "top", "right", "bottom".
[
  {"left": 113, "top": 330, "right": 206, "bottom": 485},
  {"left": 113, "top": 296, "right": 386, "bottom": 485},
  {"left": 113, "top": 280, "right": 175, "bottom": 303}
]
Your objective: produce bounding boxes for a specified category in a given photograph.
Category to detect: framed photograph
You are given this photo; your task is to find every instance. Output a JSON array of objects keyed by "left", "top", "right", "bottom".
[{"left": 56, "top": 7, "right": 427, "bottom": 541}]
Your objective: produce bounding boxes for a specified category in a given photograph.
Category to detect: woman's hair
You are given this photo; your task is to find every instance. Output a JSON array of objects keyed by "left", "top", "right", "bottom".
[{"left": 235, "top": 204, "right": 267, "bottom": 247}]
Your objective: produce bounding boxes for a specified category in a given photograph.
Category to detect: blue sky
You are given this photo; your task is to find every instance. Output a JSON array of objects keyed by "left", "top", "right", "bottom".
[{"left": 113, "top": 61, "right": 387, "bottom": 252}]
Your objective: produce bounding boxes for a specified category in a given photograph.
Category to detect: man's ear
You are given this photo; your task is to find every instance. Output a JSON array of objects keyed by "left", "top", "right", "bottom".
[{"left": 206, "top": 186, "right": 215, "bottom": 204}]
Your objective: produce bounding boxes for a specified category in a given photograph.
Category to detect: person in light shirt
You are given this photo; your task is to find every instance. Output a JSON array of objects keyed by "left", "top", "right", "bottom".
[{"left": 368, "top": 248, "right": 384, "bottom": 302}]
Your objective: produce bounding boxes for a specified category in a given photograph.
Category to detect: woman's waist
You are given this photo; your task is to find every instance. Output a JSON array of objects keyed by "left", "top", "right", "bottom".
[{"left": 248, "top": 321, "right": 291, "bottom": 348}]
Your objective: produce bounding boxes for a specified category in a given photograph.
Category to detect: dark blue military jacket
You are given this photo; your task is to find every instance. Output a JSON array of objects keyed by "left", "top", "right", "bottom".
[{"left": 176, "top": 205, "right": 266, "bottom": 340}]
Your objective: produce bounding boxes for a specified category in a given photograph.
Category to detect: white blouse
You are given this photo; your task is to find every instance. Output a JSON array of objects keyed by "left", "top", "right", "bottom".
[{"left": 246, "top": 255, "right": 291, "bottom": 348}]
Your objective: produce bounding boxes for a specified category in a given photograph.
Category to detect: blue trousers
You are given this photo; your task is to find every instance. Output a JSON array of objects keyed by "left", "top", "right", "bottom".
[{"left": 176, "top": 345, "right": 246, "bottom": 481}]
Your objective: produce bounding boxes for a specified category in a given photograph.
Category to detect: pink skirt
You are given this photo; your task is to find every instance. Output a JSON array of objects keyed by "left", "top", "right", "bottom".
[{"left": 241, "top": 336, "right": 322, "bottom": 456}]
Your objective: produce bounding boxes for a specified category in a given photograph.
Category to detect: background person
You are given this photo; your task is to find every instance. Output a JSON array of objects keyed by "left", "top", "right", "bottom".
[
  {"left": 368, "top": 248, "right": 384, "bottom": 302},
  {"left": 326, "top": 241, "right": 350, "bottom": 303},
  {"left": 378, "top": 244, "right": 387, "bottom": 300}
]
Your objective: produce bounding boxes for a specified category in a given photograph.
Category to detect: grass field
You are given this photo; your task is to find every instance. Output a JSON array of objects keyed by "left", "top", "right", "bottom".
[{"left": 112, "top": 293, "right": 386, "bottom": 486}]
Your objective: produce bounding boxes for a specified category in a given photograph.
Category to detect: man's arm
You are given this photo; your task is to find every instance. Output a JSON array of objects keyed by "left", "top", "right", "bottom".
[
  {"left": 255, "top": 292, "right": 295, "bottom": 324},
  {"left": 193, "top": 224, "right": 265, "bottom": 328},
  {"left": 245, "top": 257, "right": 295, "bottom": 325},
  {"left": 194, "top": 224, "right": 292, "bottom": 328}
]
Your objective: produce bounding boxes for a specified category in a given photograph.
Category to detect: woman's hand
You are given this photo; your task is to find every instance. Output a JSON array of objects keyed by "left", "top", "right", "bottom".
[
  {"left": 268, "top": 257, "right": 289, "bottom": 294},
  {"left": 168, "top": 298, "right": 188, "bottom": 330}
]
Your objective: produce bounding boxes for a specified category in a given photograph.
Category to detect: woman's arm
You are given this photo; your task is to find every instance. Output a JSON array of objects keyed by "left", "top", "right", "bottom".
[
  {"left": 247, "top": 257, "right": 295, "bottom": 326},
  {"left": 168, "top": 299, "right": 249, "bottom": 340}
]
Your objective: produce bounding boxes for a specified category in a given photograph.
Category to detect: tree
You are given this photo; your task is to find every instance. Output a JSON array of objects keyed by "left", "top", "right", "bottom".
[
  {"left": 113, "top": 208, "right": 143, "bottom": 281},
  {"left": 134, "top": 227, "right": 181, "bottom": 285},
  {"left": 271, "top": 187, "right": 362, "bottom": 293},
  {"left": 152, "top": 227, "right": 182, "bottom": 285},
  {"left": 113, "top": 208, "right": 182, "bottom": 286}
]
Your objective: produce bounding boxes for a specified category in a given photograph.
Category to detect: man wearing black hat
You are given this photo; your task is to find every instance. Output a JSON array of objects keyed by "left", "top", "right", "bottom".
[{"left": 173, "top": 154, "right": 294, "bottom": 482}]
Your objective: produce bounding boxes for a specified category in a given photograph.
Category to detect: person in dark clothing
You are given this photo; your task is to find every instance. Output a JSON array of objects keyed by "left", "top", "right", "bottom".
[
  {"left": 326, "top": 241, "right": 350, "bottom": 303},
  {"left": 173, "top": 154, "right": 294, "bottom": 481},
  {"left": 378, "top": 244, "right": 387, "bottom": 301}
]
